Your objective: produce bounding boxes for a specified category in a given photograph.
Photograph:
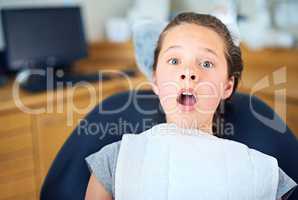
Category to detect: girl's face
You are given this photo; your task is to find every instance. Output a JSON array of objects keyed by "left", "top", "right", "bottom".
[{"left": 152, "top": 23, "right": 234, "bottom": 131}]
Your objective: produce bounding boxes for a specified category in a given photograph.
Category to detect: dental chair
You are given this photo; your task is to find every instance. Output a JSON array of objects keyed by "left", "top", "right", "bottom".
[{"left": 40, "top": 21, "right": 298, "bottom": 200}]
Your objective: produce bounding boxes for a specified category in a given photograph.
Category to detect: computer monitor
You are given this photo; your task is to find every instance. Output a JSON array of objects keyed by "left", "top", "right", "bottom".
[{"left": 1, "top": 6, "right": 87, "bottom": 71}]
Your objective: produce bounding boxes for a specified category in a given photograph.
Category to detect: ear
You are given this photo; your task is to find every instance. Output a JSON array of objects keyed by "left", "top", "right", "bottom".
[
  {"left": 151, "top": 72, "right": 159, "bottom": 96},
  {"left": 222, "top": 76, "right": 235, "bottom": 100}
]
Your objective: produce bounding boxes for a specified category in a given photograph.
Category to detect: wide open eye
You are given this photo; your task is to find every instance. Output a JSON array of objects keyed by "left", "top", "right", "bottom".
[
  {"left": 200, "top": 60, "right": 214, "bottom": 69},
  {"left": 168, "top": 58, "right": 180, "bottom": 65}
]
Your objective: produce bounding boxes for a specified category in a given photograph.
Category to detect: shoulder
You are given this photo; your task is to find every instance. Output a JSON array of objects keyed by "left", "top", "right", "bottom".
[
  {"left": 277, "top": 168, "right": 297, "bottom": 199},
  {"left": 86, "top": 141, "right": 122, "bottom": 174},
  {"left": 86, "top": 140, "right": 121, "bottom": 163},
  {"left": 85, "top": 141, "right": 121, "bottom": 197},
  {"left": 99, "top": 140, "right": 121, "bottom": 157}
]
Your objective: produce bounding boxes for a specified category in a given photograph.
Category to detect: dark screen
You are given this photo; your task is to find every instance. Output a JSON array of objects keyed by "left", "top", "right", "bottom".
[{"left": 1, "top": 7, "right": 87, "bottom": 70}]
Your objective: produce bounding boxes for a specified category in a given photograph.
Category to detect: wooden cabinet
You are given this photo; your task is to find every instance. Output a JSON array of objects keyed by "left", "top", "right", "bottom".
[{"left": 0, "top": 113, "right": 37, "bottom": 200}]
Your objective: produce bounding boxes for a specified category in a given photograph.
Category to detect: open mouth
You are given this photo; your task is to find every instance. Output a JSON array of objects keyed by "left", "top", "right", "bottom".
[{"left": 177, "top": 89, "right": 197, "bottom": 107}]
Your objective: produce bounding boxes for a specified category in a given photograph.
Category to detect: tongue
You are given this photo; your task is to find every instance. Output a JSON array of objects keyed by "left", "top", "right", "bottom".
[{"left": 181, "top": 95, "right": 196, "bottom": 106}]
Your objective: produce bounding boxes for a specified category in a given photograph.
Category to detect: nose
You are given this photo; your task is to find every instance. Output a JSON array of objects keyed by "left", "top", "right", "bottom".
[{"left": 180, "top": 69, "right": 198, "bottom": 81}]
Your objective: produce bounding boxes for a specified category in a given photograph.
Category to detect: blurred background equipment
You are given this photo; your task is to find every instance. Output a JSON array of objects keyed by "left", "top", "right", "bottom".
[
  {"left": 237, "top": 0, "right": 295, "bottom": 49},
  {"left": 105, "top": 17, "right": 131, "bottom": 43},
  {"left": 1, "top": 6, "right": 87, "bottom": 71},
  {"left": 171, "top": 0, "right": 297, "bottom": 49},
  {"left": 0, "top": 50, "right": 7, "bottom": 87},
  {"left": 1, "top": 6, "right": 113, "bottom": 92},
  {"left": 273, "top": 0, "right": 298, "bottom": 38}
]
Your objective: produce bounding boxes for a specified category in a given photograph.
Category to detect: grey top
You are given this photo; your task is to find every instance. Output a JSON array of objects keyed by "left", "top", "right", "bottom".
[{"left": 85, "top": 141, "right": 297, "bottom": 200}]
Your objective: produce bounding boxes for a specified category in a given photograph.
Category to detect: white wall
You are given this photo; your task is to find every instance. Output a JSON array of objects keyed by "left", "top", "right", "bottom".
[
  {"left": 171, "top": 0, "right": 219, "bottom": 14},
  {"left": 78, "top": 0, "right": 133, "bottom": 42},
  {"left": 0, "top": 0, "right": 133, "bottom": 50}
]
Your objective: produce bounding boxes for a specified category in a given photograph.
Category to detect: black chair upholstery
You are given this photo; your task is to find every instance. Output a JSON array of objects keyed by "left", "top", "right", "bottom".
[{"left": 40, "top": 90, "right": 298, "bottom": 200}]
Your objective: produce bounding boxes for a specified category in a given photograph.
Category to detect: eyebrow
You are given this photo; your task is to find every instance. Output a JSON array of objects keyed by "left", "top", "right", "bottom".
[
  {"left": 162, "top": 45, "right": 218, "bottom": 57},
  {"left": 203, "top": 47, "right": 218, "bottom": 57},
  {"left": 162, "top": 45, "right": 182, "bottom": 54}
]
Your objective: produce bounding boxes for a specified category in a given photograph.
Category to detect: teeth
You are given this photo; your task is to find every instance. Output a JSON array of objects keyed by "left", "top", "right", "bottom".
[{"left": 182, "top": 91, "right": 192, "bottom": 95}]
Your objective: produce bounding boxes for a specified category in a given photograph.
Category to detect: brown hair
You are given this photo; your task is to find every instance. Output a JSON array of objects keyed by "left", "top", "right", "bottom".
[{"left": 152, "top": 12, "right": 244, "bottom": 135}]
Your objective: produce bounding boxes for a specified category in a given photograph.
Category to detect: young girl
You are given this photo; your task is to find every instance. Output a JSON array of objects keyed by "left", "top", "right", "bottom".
[{"left": 85, "top": 12, "right": 297, "bottom": 200}]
